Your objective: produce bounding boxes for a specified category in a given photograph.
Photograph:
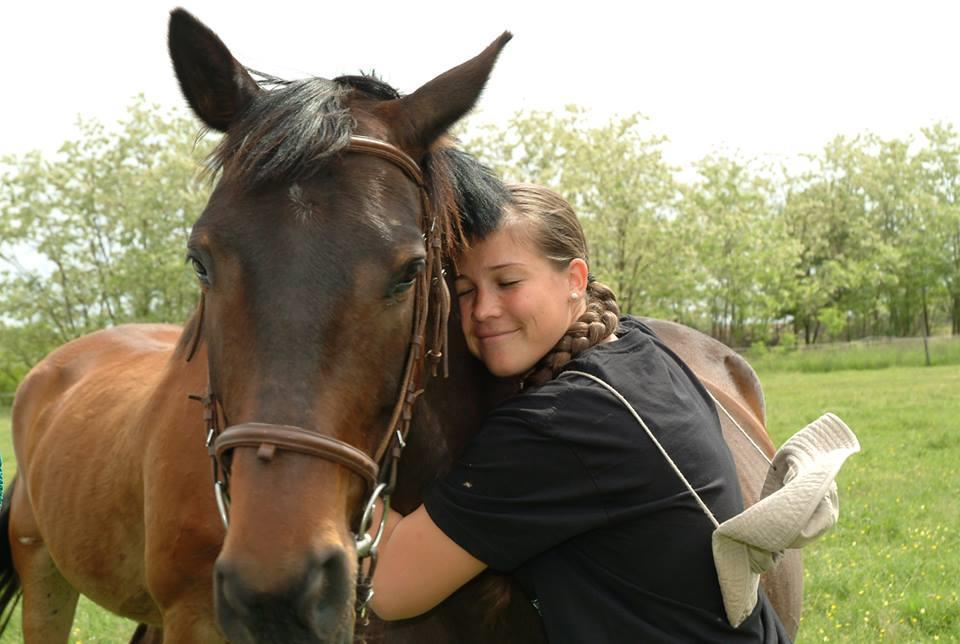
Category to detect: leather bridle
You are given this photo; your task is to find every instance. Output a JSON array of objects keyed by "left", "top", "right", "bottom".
[{"left": 189, "top": 134, "right": 451, "bottom": 618}]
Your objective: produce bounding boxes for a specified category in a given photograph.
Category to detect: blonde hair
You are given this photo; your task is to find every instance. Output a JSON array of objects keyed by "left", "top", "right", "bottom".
[{"left": 503, "top": 183, "right": 621, "bottom": 387}]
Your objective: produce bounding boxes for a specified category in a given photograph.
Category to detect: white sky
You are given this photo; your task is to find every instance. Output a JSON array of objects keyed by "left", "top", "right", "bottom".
[{"left": 2, "top": 1, "right": 958, "bottom": 169}]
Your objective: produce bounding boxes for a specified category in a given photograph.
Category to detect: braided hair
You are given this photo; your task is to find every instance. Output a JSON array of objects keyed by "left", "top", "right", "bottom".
[{"left": 501, "top": 184, "right": 621, "bottom": 389}]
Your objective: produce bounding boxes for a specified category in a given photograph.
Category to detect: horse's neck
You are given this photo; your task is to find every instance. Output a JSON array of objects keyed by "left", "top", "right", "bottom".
[{"left": 392, "top": 320, "right": 509, "bottom": 512}]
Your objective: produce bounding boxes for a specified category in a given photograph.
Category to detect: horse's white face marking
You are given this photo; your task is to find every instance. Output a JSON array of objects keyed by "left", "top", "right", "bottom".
[
  {"left": 359, "top": 170, "right": 395, "bottom": 241},
  {"left": 289, "top": 183, "right": 312, "bottom": 223}
]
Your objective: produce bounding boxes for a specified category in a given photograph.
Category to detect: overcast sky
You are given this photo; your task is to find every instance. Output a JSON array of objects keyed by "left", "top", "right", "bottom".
[{"left": 2, "top": 1, "right": 958, "bottom": 169}]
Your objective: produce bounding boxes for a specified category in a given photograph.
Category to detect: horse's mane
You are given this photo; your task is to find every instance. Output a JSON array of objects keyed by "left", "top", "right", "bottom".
[{"left": 203, "top": 75, "right": 354, "bottom": 188}]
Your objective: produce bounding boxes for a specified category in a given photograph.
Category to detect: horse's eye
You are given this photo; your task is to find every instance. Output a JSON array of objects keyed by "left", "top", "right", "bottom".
[
  {"left": 187, "top": 255, "right": 210, "bottom": 284},
  {"left": 191, "top": 258, "right": 207, "bottom": 277},
  {"left": 390, "top": 259, "right": 425, "bottom": 297},
  {"left": 403, "top": 259, "right": 426, "bottom": 282}
]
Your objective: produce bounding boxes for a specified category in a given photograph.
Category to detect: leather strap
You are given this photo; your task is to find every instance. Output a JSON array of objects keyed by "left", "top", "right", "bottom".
[
  {"left": 215, "top": 423, "right": 379, "bottom": 493},
  {"left": 347, "top": 136, "right": 425, "bottom": 188}
]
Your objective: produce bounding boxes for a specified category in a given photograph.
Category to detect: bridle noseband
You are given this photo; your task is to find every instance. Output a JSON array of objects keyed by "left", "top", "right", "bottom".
[{"left": 190, "top": 135, "right": 450, "bottom": 619}]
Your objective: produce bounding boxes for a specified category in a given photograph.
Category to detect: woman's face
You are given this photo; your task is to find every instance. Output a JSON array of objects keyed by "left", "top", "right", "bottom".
[{"left": 454, "top": 225, "right": 586, "bottom": 378}]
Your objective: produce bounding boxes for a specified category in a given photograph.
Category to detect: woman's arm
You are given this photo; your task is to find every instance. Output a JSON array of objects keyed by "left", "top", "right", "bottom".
[{"left": 369, "top": 503, "right": 487, "bottom": 620}]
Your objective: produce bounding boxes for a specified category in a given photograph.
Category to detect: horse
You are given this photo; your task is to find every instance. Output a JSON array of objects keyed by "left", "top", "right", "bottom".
[{"left": 0, "top": 8, "right": 801, "bottom": 643}]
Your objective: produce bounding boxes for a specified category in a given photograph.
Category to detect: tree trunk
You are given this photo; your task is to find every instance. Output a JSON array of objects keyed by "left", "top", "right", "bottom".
[
  {"left": 921, "top": 286, "right": 932, "bottom": 367},
  {"left": 952, "top": 292, "right": 960, "bottom": 336}
]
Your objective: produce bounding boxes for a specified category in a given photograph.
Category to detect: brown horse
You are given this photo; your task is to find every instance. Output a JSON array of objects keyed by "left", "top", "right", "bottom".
[{"left": 0, "top": 8, "right": 801, "bottom": 643}]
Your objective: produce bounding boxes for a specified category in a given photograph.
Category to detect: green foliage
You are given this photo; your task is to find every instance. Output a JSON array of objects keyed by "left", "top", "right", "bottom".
[
  {"left": 919, "top": 123, "right": 960, "bottom": 336},
  {"left": 0, "top": 98, "right": 214, "bottom": 392},
  {"left": 464, "top": 111, "right": 960, "bottom": 347},
  {"left": 781, "top": 129, "right": 960, "bottom": 345},
  {"left": 679, "top": 156, "right": 799, "bottom": 345},
  {"left": 463, "top": 108, "right": 690, "bottom": 319},
  {"left": 779, "top": 331, "right": 798, "bottom": 350}
]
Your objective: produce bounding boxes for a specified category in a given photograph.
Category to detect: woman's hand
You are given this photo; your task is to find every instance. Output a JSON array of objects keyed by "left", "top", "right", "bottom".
[{"left": 369, "top": 504, "right": 487, "bottom": 620}]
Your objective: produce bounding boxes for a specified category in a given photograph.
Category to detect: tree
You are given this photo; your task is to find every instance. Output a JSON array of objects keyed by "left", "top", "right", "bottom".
[
  {"left": 919, "top": 122, "right": 960, "bottom": 335},
  {"left": 859, "top": 135, "right": 941, "bottom": 337},
  {"left": 781, "top": 136, "right": 897, "bottom": 343},
  {"left": 680, "top": 155, "right": 799, "bottom": 346},
  {"left": 0, "top": 97, "right": 214, "bottom": 392},
  {"left": 464, "top": 107, "right": 689, "bottom": 318}
]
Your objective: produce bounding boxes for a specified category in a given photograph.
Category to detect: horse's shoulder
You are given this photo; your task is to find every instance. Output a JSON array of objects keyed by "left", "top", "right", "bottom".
[{"left": 637, "top": 317, "right": 766, "bottom": 425}]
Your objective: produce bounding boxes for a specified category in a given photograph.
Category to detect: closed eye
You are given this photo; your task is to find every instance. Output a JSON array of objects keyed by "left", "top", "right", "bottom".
[{"left": 454, "top": 279, "right": 475, "bottom": 298}]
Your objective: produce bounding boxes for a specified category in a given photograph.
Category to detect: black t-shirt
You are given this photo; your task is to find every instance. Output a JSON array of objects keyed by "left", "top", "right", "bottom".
[{"left": 424, "top": 317, "right": 790, "bottom": 643}]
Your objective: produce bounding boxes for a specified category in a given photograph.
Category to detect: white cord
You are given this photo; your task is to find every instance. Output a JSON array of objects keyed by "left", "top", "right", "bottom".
[
  {"left": 705, "top": 391, "right": 773, "bottom": 466},
  {"left": 561, "top": 370, "right": 720, "bottom": 529}
]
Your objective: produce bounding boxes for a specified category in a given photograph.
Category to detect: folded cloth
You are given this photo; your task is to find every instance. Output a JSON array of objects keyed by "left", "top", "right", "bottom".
[{"left": 713, "top": 413, "right": 860, "bottom": 627}]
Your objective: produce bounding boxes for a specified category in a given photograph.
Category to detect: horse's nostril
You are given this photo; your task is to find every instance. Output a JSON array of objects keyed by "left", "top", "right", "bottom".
[
  {"left": 300, "top": 547, "right": 352, "bottom": 631},
  {"left": 214, "top": 548, "right": 354, "bottom": 641},
  {"left": 215, "top": 561, "right": 251, "bottom": 619}
]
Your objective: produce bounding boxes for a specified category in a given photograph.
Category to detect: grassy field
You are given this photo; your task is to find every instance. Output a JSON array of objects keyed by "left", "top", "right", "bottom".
[
  {"left": 748, "top": 334, "right": 960, "bottom": 373},
  {"left": 0, "top": 361, "right": 958, "bottom": 642},
  {"left": 758, "top": 365, "right": 960, "bottom": 642}
]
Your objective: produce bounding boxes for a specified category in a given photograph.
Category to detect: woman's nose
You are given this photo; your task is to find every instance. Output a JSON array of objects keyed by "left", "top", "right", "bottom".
[{"left": 471, "top": 287, "right": 500, "bottom": 321}]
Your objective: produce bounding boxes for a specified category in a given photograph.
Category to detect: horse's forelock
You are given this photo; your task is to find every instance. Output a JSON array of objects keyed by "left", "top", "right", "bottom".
[
  {"left": 204, "top": 76, "right": 354, "bottom": 187},
  {"left": 438, "top": 147, "right": 509, "bottom": 242}
]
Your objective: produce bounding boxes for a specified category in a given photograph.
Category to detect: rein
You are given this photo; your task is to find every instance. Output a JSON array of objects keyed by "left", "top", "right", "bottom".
[{"left": 189, "top": 134, "right": 450, "bottom": 619}]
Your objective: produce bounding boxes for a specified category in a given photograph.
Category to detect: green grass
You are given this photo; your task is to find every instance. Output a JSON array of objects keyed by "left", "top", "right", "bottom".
[
  {"left": 748, "top": 335, "right": 960, "bottom": 373},
  {"left": 1, "top": 361, "right": 958, "bottom": 642},
  {"left": 758, "top": 365, "right": 960, "bottom": 642}
]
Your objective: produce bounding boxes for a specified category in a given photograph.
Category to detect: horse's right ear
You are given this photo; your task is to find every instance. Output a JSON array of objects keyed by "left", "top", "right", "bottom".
[{"left": 168, "top": 8, "right": 260, "bottom": 132}]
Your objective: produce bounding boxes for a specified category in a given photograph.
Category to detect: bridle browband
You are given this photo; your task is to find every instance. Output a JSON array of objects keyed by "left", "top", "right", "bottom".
[{"left": 189, "top": 134, "right": 451, "bottom": 618}]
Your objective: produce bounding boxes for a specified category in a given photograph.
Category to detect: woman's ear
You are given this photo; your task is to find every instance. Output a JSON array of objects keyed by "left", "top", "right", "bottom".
[{"left": 567, "top": 258, "right": 589, "bottom": 294}]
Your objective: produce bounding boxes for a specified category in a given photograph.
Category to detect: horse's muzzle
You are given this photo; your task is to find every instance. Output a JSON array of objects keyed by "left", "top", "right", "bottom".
[{"left": 214, "top": 546, "right": 355, "bottom": 643}]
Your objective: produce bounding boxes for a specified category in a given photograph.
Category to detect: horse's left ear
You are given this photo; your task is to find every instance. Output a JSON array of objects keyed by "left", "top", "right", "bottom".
[
  {"left": 167, "top": 8, "right": 261, "bottom": 132},
  {"left": 381, "top": 32, "right": 512, "bottom": 154}
]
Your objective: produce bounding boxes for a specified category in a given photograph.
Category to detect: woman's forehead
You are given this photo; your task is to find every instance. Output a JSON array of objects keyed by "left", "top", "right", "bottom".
[{"left": 455, "top": 228, "right": 540, "bottom": 276}]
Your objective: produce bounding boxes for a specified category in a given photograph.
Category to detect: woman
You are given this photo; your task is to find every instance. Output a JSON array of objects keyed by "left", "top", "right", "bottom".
[{"left": 369, "top": 183, "right": 790, "bottom": 643}]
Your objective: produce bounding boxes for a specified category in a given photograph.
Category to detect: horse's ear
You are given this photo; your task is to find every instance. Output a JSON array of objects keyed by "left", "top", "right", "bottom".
[
  {"left": 167, "top": 8, "right": 261, "bottom": 132},
  {"left": 382, "top": 32, "right": 512, "bottom": 153}
]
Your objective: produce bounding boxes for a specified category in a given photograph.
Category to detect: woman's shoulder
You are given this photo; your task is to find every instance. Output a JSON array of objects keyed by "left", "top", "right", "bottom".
[
  {"left": 560, "top": 316, "right": 663, "bottom": 382},
  {"left": 558, "top": 316, "right": 718, "bottom": 430}
]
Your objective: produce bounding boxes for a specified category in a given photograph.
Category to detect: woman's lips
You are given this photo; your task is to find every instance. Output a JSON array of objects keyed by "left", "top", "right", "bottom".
[{"left": 476, "top": 329, "right": 518, "bottom": 344}]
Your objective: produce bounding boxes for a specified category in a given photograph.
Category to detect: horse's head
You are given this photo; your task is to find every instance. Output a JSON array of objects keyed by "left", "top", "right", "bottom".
[{"left": 168, "top": 9, "right": 509, "bottom": 643}]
